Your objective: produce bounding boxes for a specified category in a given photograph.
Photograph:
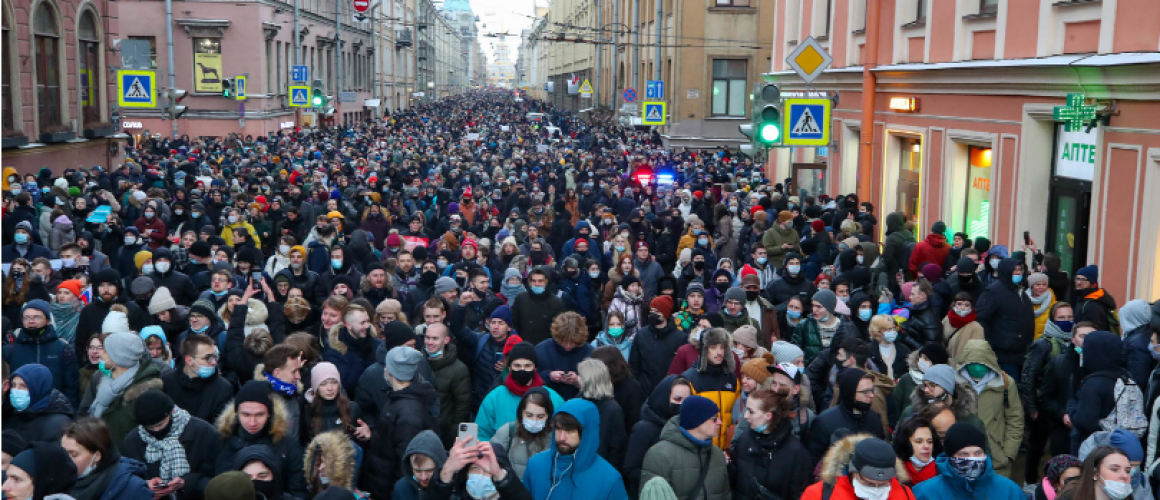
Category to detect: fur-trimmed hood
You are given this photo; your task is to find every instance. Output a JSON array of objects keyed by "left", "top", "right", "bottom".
[
  {"left": 820, "top": 433, "right": 910, "bottom": 485},
  {"left": 908, "top": 379, "right": 978, "bottom": 420},
  {"left": 218, "top": 299, "right": 270, "bottom": 336},
  {"left": 303, "top": 430, "right": 357, "bottom": 490},
  {"left": 215, "top": 383, "right": 292, "bottom": 443},
  {"left": 695, "top": 327, "right": 736, "bottom": 373},
  {"left": 325, "top": 323, "right": 380, "bottom": 355}
]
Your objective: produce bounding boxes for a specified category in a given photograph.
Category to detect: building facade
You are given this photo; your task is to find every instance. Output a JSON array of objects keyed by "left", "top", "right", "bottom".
[
  {"left": 487, "top": 38, "right": 515, "bottom": 88},
  {"left": 374, "top": 0, "right": 417, "bottom": 114},
  {"left": 765, "top": 0, "right": 1160, "bottom": 302},
  {"left": 2, "top": 0, "right": 128, "bottom": 174}
]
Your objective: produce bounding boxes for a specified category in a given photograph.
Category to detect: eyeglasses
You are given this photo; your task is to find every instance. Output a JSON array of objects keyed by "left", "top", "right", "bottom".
[
  {"left": 856, "top": 389, "right": 877, "bottom": 396},
  {"left": 88, "top": 345, "right": 105, "bottom": 352},
  {"left": 195, "top": 353, "right": 219, "bottom": 363},
  {"left": 22, "top": 315, "right": 46, "bottom": 322}
]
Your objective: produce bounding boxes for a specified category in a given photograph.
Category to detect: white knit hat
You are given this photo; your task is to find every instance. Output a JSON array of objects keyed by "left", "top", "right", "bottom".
[{"left": 102, "top": 310, "right": 131, "bottom": 334}]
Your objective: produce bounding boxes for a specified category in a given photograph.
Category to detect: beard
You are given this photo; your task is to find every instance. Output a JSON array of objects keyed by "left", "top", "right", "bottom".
[{"left": 556, "top": 442, "right": 578, "bottom": 455}]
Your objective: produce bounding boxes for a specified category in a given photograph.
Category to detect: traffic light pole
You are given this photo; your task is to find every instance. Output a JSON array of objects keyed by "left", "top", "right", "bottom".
[{"left": 165, "top": 0, "right": 178, "bottom": 138}]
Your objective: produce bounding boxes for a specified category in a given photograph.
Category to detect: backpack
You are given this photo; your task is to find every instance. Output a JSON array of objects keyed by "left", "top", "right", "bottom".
[
  {"left": 1080, "top": 298, "right": 1122, "bottom": 336},
  {"left": 1099, "top": 376, "right": 1148, "bottom": 437}
]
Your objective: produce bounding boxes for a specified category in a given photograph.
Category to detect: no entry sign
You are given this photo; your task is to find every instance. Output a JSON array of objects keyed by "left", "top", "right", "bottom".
[{"left": 353, "top": 0, "right": 369, "bottom": 12}]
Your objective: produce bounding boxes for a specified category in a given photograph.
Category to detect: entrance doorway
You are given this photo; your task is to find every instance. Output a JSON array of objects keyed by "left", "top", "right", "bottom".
[
  {"left": 792, "top": 163, "right": 827, "bottom": 200},
  {"left": 896, "top": 136, "right": 923, "bottom": 226},
  {"left": 1046, "top": 179, "right": 1091, "bottom": 276}
]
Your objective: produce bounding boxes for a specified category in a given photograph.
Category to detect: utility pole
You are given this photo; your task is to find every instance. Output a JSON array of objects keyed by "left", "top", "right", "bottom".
[
  {"left": 594, "top": 0, "right": 602, "bottom": 107},
  {"left": 294, "top": 0, "right": 301, "bottom": 65},
  {"left": 653, "top": 0, "right": 661, "bottom": 81},
  {"left": 165, "top": 0, "right": 177, "bottom": 138},
  {"left": 336, "top": 0, "right": 343, "bottom": 121},
  {"left": 611, "top": 0, "right": 619, "bottom": 108},
  {"left": 632, "top": 0, "right": 638, "bottom": 92}
]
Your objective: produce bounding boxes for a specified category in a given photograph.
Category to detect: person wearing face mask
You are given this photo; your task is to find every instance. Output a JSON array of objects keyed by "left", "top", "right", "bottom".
[
  {"left": 146, "top": 247, "right": 199, "bottom": 306},
  {"left": 1116, "top": 300, "right": 1155, "bottom": 398},
  {"left": 121, "top": 390, "right": 221, "bottom": 500},
  {"left": 161, "top": 333, "right": 235, "bottom": 423},
  {"left": 1019, "top": 302, "right": 1080, "bottom": 483},
  {"left": 975, "top": 257, "right": 1036, "bottom": 380},
  {"left": 78, "top": 330, "right": 164, "bottom": 443},
  {"left": 792, "top": 289, "right": 859, "bottom": 367},
  {"left": 133, "top": 202, "right": 168, "bottom": 250},
  {"left": 807, "top": 368, "right": 886, "bottom": 463},
  {"left": 801, "top": 435, "right": 913, "bottom": 500},
  {"left": 476, "top": 341, "right": 566, "bottom": 442},
  {"left": 59, "top": 417, "right": 154, "bottom": 500},
  {"left": 766, "top": 253, "right": 814, "bottom": 308},
  {"left": 487, "top": 388, "right": 555, "bottom": 479},
  {"left": 1, "top": 441, "right": 78, "bottom": 500},
  {"left": 231, "top": 444, "right": 298, "bottom": 500},
  {"left": 113, "top": 227, "right": 147, "bottom": 278},
  {"left": 867, "top": 315, "right": 910, "bottom": 381},
  {"left": 762, "top": 211, "right": 801, "bottom": 270},
  {"left": 893, "top": 417, "right": 942, "bottom": 486},
  {"left": 5, "top": 364, "right": 73, "bottom": 445},
  {"left": 942, "top": 292, "right": 986, "bottom": 362},
  {"left": 216, "top": 381, "right": 309, "bottom": 498},
  {"left": 954, "top": 340, "right": 1023, "bottom": 477},
  {"left": 731, "top": 389, "right": 813, "bottom": 500},
  {"left": 912, "top": 423, "right": 1023, "bottom": 500},
  {"left": 429, "top": 431, "right": 532, "bottom": 500},
  {"left": 897, "top": 363, "right": 985, "bottom": 433},
  {"left": 6, "top": 300, "right": 81, "bottom": 407}
]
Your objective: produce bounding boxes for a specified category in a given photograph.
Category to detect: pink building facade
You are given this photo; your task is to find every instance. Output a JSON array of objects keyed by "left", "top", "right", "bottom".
[{"left": 766, "top": 0, "right": 1160, "bottom": 303}]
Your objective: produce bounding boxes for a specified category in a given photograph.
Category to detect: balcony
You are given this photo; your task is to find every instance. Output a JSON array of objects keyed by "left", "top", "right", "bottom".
[{"left": 396, "top": 29, "right": 413, "bottom": 47}]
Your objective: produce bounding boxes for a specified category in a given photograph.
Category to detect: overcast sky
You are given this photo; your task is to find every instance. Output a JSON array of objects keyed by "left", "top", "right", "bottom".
[{"left": 464, "top": 0, "right": 538, "bottom": 64}]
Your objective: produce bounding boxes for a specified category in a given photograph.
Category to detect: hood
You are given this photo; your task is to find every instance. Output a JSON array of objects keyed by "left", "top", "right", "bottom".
[
  {"left": 573, "top": 220, "right": 593, "bottom": 238},
  {"left": 956, "top": 339, "right": 1002, "bottom": 373},
  {"left": 925, "top": 233, "right": 947, "bottom": 248},
  {"left": 304, "top": 430, "right": 357, "bottom": 490},
  {"left": 152, "top": 247, "right": 174, "bottom": 272},
  {"left": 847, "top": 292, "right": 872, "bottom": 325},
  {"left": 1119, "top": 300, "right": 1152, "bottom": 333},
  {"left": 988, "top": 245, "right": 1010, "bottom": 260},
  {"left": 836, "top": 368, "right": 870, "bottom": 410},
  {"left": 215, "top": 390, "right": 292, "bottom": 443},
  {"left": 401, "top": 430, "right": 448, "bottom": 477},
  {"left": 549, "top": 399, "right": 602, "bottom": 474},
  {"left": 1081, "top": 331, "right": 1123, "bottom": 373},
  {"left": 993, "top": 257, "right": 1020, "bottom": 289},
  {"left": 231, "top": 445, "right": 284, "bottom": 492},
  {"left": 11, "top": 364, "right": 57, "bottom": 412},
  {"left": 857, "top": 242, "right": 880, "bottom": 267},
  {"left": 643, "top": 375, "right": 680, "bottom": 423},
  {"left": 710, "top": 268, "right": 734, "bottom": 287},
  {"left": 245, "top": 299, "right": 269, "bottom": 327},
  {"left": 820, "top": 433, "right": 910, "bottom": 485},
  {"left": 885, "top": 212, "right": 907, "bottom": 234}
]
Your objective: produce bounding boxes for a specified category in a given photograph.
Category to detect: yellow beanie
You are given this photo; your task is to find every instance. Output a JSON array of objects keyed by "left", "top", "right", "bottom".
[{"left": 134, "top": 250, "right": 154, "bottom": 270}]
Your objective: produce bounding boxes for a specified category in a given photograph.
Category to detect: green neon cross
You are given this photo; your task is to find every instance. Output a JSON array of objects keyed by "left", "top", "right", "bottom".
[{"left": 1053, "top": 93, "right": 1097, "bottom": 132}]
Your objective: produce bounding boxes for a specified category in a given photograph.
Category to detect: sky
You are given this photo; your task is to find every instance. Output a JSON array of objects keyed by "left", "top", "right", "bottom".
[{"left": 442, "top": 0, "right": 538, "bottom": 64}]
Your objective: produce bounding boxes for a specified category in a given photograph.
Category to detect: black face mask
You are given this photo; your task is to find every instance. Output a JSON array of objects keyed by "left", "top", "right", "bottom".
[
  {"left": 252, "top": 479, "right": 280, "bottom": 500},
  {"left": 714, "top": 282, "right": 729, "bottom": 293},
  {"left": 146, "top": 418, "right": 173, "bottom": 440},
  {"left": 746, "top": 290, "right": 760, "bottom": 302},
  {"left": 649, "top": 313, "right": 664, "bottom": 326},
  {"left": 510, "top": 369, "right": 535, "bottom": 386},
  {"left": 853, "top": 400, "right": 872, "bottom": 413},
  {"left": 420, "top": 271, "right": 439, "bottom": 286},
  {"left": 669, "top": 402, "right": 682, "bottom": 417},
  {"left": 693, "top": 261, "right": 706, "bottom": 271}
]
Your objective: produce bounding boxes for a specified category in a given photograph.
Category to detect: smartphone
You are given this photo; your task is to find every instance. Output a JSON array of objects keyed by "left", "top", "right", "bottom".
[
  {"left": 494, "top": 351, "right": 505, "bottom": 365},
  {"left": 458, "top": 423, "right": 479, "bottom": 447},
  {"left": 251, "top": 271, "right": 263, "bottom": 290},
  {"left": 1023, "top": 231, "right": 1031, "bottom": 245}
]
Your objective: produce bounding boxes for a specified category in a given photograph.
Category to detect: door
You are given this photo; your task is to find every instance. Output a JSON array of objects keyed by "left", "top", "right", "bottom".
[
  {"left": 792, "top": 162, "right": 827, "bottom": 200},
  {"left": 1045, "top": 179, "right": 1091, "bottom": 276}
]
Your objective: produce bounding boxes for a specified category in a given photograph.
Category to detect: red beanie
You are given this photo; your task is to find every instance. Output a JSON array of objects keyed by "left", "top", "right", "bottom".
[
  {"left": 649, "top": 296, "right": 675, "bottom": 317},
  {"left": 56, "top": 280, "right": 85, "bottom": 304},
  {"left": 749, "top": 205, "right": 764, "bottom": 216},
  {"left": 387, "top": 234, "right": 403, "bottom": 248},
  {"left": 503, "top": 334, "right": 524, "bottom": 357},
  {"left": 740, "top": 264, "right": 758, "bottom": 278},
  {"left": 811, "top": 219, "right": 826, "bottom": 233},
  {"left": 693, "top": 190, "right": 704, "bottom": 200}
]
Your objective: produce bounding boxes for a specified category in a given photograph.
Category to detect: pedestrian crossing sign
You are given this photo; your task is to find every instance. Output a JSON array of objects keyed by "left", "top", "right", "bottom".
[
  {"left": 235, "top": 76, "right": 247, "bottom": 101},
  {"left": 782, "top": 98, "right": 831, "bottom": 146},
  {"left": 642, "top": 101, "right": 667, "bottom": 125},
  {"left": 289, "top": 85, "right": 310, "bottom": 107},
  {"left": 117, "top": 70, "right": 156, "bottom": 107}
]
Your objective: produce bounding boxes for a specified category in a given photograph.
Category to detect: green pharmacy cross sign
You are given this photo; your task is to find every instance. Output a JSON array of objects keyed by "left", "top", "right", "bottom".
[{"left": 1054, "top": 93, "right": 1097, "bottom": 132}]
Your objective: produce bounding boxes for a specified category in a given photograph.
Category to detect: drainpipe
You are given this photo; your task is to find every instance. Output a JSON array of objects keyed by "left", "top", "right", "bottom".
[
  {"left": 632, "top": 0, "right": 639, "bottom": 92},
  {"left": 857, "top": 0, "right": 880, "bottom": 203},
  {"left": 165, "top": 0, "right": 177, "bottom": 138}
]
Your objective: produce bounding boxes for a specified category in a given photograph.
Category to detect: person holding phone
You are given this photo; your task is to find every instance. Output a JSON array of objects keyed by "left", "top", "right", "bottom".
[{"left": 475, "top": 342, "right": 565, "bottom": 442}]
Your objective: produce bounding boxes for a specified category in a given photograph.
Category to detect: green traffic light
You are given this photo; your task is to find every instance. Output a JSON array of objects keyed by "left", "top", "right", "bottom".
[
  {"left": 312, "top": 96, "right": 323, "bottom": 106},
  {"left": 759, "top": 123, "right": 780, "bottom": 143}
]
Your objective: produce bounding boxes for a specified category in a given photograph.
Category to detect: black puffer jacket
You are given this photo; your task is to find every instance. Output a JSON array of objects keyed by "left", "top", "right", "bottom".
[
  {"left": 629, "top": 322, "right": 686, "bottom": 395},
  {"left": 624, "top": 375, "right": 680, "bottom": 497},
  {"left": 974, "top": 258, "right": 1035, "bottom": 367},
  {"left": 3, "top": 389, "right": 74, "bottom": 444},
  {"left": 729, "top": 418, "right": 813, "bottom": 500},
  {"left": 901, "top": 299, "right": 941, "bottom": 348},
  {"left": 806, "top": 368, "right": 885, "bottom": 464},
  {"left": 1037, "top": 346, "right": 1080, "bottom": 426},
  {"left": 361, "top": 380, "right": 439, "bottom": 500}
]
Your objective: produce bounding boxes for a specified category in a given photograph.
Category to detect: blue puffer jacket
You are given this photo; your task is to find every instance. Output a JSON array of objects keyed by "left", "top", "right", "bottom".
[
  {"left": 535, "top": 339, "right": 594, "bottom": 401},
  {"left": 912, "top": 455, "right": 1024, "bottom": 500},
  {"left": 522, "top": 399, "right": 630, "bottom": 500}
]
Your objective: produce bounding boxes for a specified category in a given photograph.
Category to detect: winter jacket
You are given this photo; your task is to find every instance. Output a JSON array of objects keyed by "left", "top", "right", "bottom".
[
  {"left": 3, "top": 325, "right": 80, "bottom": 406},
  {"left": 629, "top": 321, "right": 689, "bottom": 397},
  {"left": 587, "top": 396, "right": 628, "bottom": 470},
  {"left": 956, "top": 339, "right": 1023, "bottom": 476},
  {"left": 362, "top": 380, "right": 440, "bottom": 500},
  {"left": 214, "top": 397, "right": 309, "bottom": 499},
  {"left": 609, "top": 287, "right": 647, "bottom": 340},
  {"left": 1073, "top": 287, "right": 1117, "bottom": 331},
  {"left": 881, "top": 213, "right": 916, "bottom": 281},
  {"left": 121, "top": 414, "right": 220, "bottom": 500},
  {"left": 801, "top": 434, "right": 914, "bottom": 500},
  {"left": 680, "top": 331, "right": 740, "bottom": 449},
  {"left": 641, "top": 417, "right": 731, "bottom": 500},
  {"left": 1121, "top": 300, "right": 1155, "bottom": 394},
  {"left": 321, "top": 324, "right": 383, "bottom": 396},
  {"left": 222, "top": 302, "right": 281, "bottom": 387},
  {"left": 1038, "top": 346, "right": 1081, "bottom": 427},
  {"left": 1029, "top": 290, "right": 1058, "bottom": 340},
  {"left": 451, "top": 326, "right": 511, "bottom": 407},
  {"left": 593, "top": 330, "right": 634, "bottom": 362},
  {"left": 491, "top": 421, "right": 552, "bottom": 479},
  {"left": 903, "top": 300, "right": 942, "bottom": 346},
  {"left": 67, "top": 456, "right": 154, "bottom": 500},
  {"left": 909, "top": 233, "right": 950, "bottom": 276},
  {"left": 510, "top": 290, "right": 567, "bottom": 345},
  {"left": 896, "top": 379, "right": 986, "bottom": 439},
  {"left": 764, "top": 265, "right": 814, "bottom": 307},
  {"left": 635, "top": 257, "right": 666, "bottom": 302},
  {"left": 79, "top": 361, "right": 165, "bottom": 444},
  {"left": 761, "top": 225, "right": 801, "bottom": 269},
  {"left": 974, "top": 258, "right": 1035, "bottom": 367},
  {"left": 354, "top": 343, "right": 439, "bottom": 430},
  {"left": 477, "top": 384, "right": 566, "bottom": 442},
  {"left": 807, "top": 369, "right": 886, "bottom": 464},
  {"left": 535, "top": 338, "right": 594, "bottom": 400},
  {"left": 913, "top": 456, "right": 1024, "bottom": 500},
  {"left": 428, "top": 343, "right": 472, "bottom": 444},
  {"left": 148, "top": 248, "right": 200, "bottom": 305},
  {"left": 393, "top": 430, "right": 448, "bottom": 500},
  {"left": 161, "top": 368, "right": 234, "bottom": 424},
  {"left": 1019, "top": 333, "right": 1070, "bottom": 415},
  {"left": 1066, "top": 331, "right": 1125, "bottom": 450},
  {"left": 76, "top": 293, "right": 149, "bottom": 364},
  {"left": 2, "top": 386, "right": 74, "bottom": 444},
  {"left": 613, "top": 376, "right": 647, "bottom": 434},
  {"left": 942, "top": 316, "right": 985, "bottom": 363},
  {"left": 625, "top": 375, "right": 681, "bottom": 496},
  {"left": 730, "top": 419, "right": 812, "bottom": 500},
  {"left": 791, "top": 317, "right": 859, "bottom": 368},
  {"left": 523, "top": 399, "right": 630, "bottom": 500}
]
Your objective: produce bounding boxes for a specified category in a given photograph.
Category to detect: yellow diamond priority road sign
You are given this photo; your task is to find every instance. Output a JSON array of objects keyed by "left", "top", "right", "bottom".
[{"left": 785, "top": 36, "right": 833, "bottom": 85}]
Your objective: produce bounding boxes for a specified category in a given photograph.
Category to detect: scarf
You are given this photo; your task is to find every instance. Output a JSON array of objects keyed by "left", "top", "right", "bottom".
[
  {"left": 1026, "top": 289, "right": 1052, "bottom": 317},
  {"left": 947, "top": 310, "right": 977, "bottom": 329},
  {"left": 905, "top": 457, "right": 939, "bottom": 485},
  {"left": 1042, "top": 320, "right": 1073, "bottom": 342},
  {"left": 51, "top": 301, "right": 83, "bottom": 343},
  {"left": 266, "top": 372, "right": 297, "bottom": 396},
  {"left": 503, "top": 370, "right": 543, "bottom": 397},
  {"left": 138, "top": 407, "right": 192, "bottom": 480},
  {"left": 501, "top": 282, "right": 526, "bottom": 300},
  {"left": 619, "top": 286, "right": 642, "bottom": 304},
  {"left": 90, "top": 364, "right": 140, "bottom": 417}
]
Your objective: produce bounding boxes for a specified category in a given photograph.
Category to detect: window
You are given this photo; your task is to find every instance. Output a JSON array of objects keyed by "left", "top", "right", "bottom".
[
  {"left": 192, "top": 38, "right": 222, "bottom": 94},
  {"left": 2, "top": 13, "right": 13, "bottom": 132},
  {"left": 128, "top": 36, "right": 157, "bottom": 68},
  {"left": 915, "top": 0, "right": 925, "bottom": 21},
  {"left": 34, "top": 3, "right": 62, "bottom": 128},
  {"left": 711, "top": 59, "right": 746, "bottom": 117},
  {"left": 980, "top": 0, "right": 997, "bottom": 14},
  {"left": 78, "top": 10, "right": 101, "bottom": 126},
  {"left": 715, "top": 0, "right": 748, "bottom": 8}
]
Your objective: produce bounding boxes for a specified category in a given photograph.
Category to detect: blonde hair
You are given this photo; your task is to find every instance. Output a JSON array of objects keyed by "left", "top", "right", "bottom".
[
  {"left": 867, "top": 315, "right": 897, "bottom": 340},
  {"left": 578, "top": 359, "right": 615, "bottom": 400}
]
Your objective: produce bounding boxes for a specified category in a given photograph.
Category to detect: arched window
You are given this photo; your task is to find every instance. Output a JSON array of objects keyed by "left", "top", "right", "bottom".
[
  {"left": 33, "top": 2, "right": 62, "bottom": 128},
  {"left": 78, "top": 9, "right": 101, "bottom": 126}
]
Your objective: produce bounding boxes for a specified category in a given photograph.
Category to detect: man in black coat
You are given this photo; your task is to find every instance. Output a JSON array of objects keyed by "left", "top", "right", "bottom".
[
  {"left": 213, "top": 381, "right": 308, "bottom": 499},
  {"left": 509, "top": 268, "right": 566, "bottom": 344},
  {"left": 75, "top": 268, "right": 149, "bottom": 365},
  {"left": 121, "top": 391, "right": 219, "bottom": 500},
  {"left": 361, "top": 346, "right": 439, "bottom": 500},
  {"left": 975, "top": 258, "right": 1036, "bottom": 378},
  {"left": 629, "top": 296, "right": 688, "bottom": 395},
  {"left": 162, "top": 333, "right": 234, "bottom": 423},
  {"left": 624, "top": 375, "right": 686, "bottom": 498},
  {"left": 806, "top": 368, "right": 885, "bottom": 465},
  {"left": 148, "top": 247, "right": 200, "bottom": 306}
]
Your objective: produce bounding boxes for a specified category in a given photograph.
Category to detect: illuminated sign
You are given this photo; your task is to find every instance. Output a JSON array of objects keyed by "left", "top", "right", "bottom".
[
  {"left": 280, "top": 121, "right": 295, "bottom": 129},
  {"left": 122, "top": 121, "right": 144, "bottom": 129},
  {"left": 889, "top": 97, "right": 920, "bottom": 112}
]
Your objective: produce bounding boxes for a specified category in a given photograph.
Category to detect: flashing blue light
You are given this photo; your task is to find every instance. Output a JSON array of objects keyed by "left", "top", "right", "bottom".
[{"left": 657, "top": 174, "right": 674, "bottom": 184}]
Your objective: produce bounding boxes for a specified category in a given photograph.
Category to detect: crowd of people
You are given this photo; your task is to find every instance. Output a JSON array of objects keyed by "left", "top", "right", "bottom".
[{"left": 2, "top": 88, "right": 1160, "bottom": 500}]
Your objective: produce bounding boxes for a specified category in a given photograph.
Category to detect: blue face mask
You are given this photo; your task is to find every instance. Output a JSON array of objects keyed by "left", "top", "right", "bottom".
[
  {"left": 13, "top": 233, "right": 28, "bottom": 244},
  {"left": 752, "top": 421, "right": 768, "bottom": 433},
  {"left": 9, "top": 389, "right": 31, "bottom": 411},
  {"left": 756, "top": 257, "right": 767, "bottom": 265},
  {"left": 858, "top": 309, "right": 872, "bottom": 321},
  {"left": 98, "top": 360, "right": 113, "bottom": 377},
  {"left": 332, "top": 259, "right": 343, "bottom": 269},
  {"left": 197, "top": 365, "right": 216, "bottom": 378},
  {"left": 1012, "top": 274, "right": 1023, "bottom": 284},
  {"left": 192, "top": 323, "right": 209, "bottom": 333},
  {"left": 210, "top": 289, "right": 228, "bottom": 297},
  {"left": 466, "top": 474, "right": 497, "bottom": 499},
  {"left": 530, "top": 285, "right": 545, "bottom": 294},
  {"left": 787, "top": 309, "right": 802, "bottom": 319},
  {"left": 1054, "top": 320, "right": 1074, "bottom": 333}
]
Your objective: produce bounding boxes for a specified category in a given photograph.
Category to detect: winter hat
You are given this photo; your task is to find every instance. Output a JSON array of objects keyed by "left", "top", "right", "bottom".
[
  {"left": 1076, "top": 265, "right": 1098, "bottom": 284},
  {"left": 678, "top": 248, "right": 692, "bottom": 265},
  {"left": 739, "top": 264, "right": 758, "bottom": 279},
  {"left": 972, "top": 237, "right": 992, "bottom": 254},
  {"left": 386, "top": 346, "right": 423, "bottom": 381},
  {"left": 740, "top": 273, "right": 760, "bottom": 290},
  {"left": 205, "top": 471, "right": 256, "bottom": 500},
  {"left": 850, "top": 438, "right": 898, "bottom": 481},
  {"left": 724, "top": 286, "right": 746, "bottom": 304},
  {"left": 104, "top": 332, "right": 144, "bottom": 368},
  {"left": 685, "top": 281, "right": 706, "bottom": 299},
  {"left": 733, "top": 325, "right": 759, "bottom": 349},
  {"left": 1108, "top": 429, "right": 1144, "bottom": 462},
  {"left": 21, "top": 299, "right": 52, "bottom": 322},
  {"left": 931, "top": 221, "right": 947, "bottom": 235},
  {"left": 235, "top": 379, "right": 274, "bottom": 414},
  {"left": 55, "top": 279, "right": 84, "bottom": 302},
  {"left": 811, "top": 219, "right": 825, "bottom": 233},
  {"left": 134, "top": 390, "right": 175, "bottom": 427},
  {"left": 1, "top": 429, "right": 28, "bottom": 459},
  {"left": 506, "top": 341, "right": 538, "bottom": 366},
  {"left": 942, "top": 422, "right": 987, "bottom": 456},
  {"left": 131, "top": 276, "right": 156, "bottom": 296},
  {"left": 307, "top": 362, "right": 342, "bottom": 402},
  {"left": 189, "top": 299, "right": 217, "bottom": 321},
  {"left": 381, "top": 321, "right": 417, "bottom": 350},
  {"left": 813, "top": 289, "right": 837, "bottom": 315},
  {"left": 923, "top": 364, "right": 957, "bottom": 395},
  {"left": 376, "top": 299, "right": 402, "bottom": 316},
  {"left": 102, "top": 309, "right": 131, "bottom": 334},
  {"left": 917, "top": 343, "right": 951, "bottom": 366},
  {"left": 679, "top": 395, "right": 719, "bottom": 430},
  {"left": 650, "top": 295, "right": 675, "bottom": 317},
  {"left": 956, "top": 256, "right": 978, "bottom": 273},
  {"left": 919, "top": 264, "right": 943, "bottom": 285},
  {"left": 461, "top": 239, "right": 478, "bottom": 253},
  {"left": 189, "top": 240, "right": 211, "bottom": 258},
  {"left": 1027, "top": 272, "right": 1049, "bottom": 287},
  {"left": 9, "top": 443, "right": 77, "bottom": 499},
  {"left": 618, "top": 275, "right": 641, "bottom": 291},
  {"left": 777, "top": 211, "right": 793, "bottom": 224},
  {"left": 740, "top": 353, "right": 774, "bottom": 384},
  {"left": 488, "top": 305, "right": 515, "bottom": 330},
  {"left": 148, "top": 287, "right": 177, "bottom": 314},
  {"left": 434, "top": 277, "right": 458, "bottom": 295},
  {"left": 767, "top": 362, "right": 801, "bottom": 383},
  {"left": 769, "top": 341, "right": 805, "bottom": 364},
  {"left": 134, "top": 250, "right": 154, "bottom": 271}
]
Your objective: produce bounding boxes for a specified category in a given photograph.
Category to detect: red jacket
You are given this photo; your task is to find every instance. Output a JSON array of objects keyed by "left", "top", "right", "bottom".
[
  {"left": 134, "top": 216, "right": 168, "bottom": 249},
  {"left": 801, "top": 476, "right": 915, "bottom": 500},
  {"left": 909, "top": 233, "right": 950, "bottom": 275}
]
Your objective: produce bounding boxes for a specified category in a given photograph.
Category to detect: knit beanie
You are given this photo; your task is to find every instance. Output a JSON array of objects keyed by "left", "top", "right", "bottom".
[
  {"left": 134, "top": 250, "right": 153, "bottom": 271},
  {"left": 769, "top": 341, "right": 805, "bottom": 364},
  {"left": 506, "top": 341, "right": 538, "bottom": 366},
  {"left": 1076, "top": 265, "right": 1098, "bottom": 284},
  {"left": 685, "top": 281, "right": 706, "bottom": 299},
  {"left": 943, "top": 422, "right": 987, "bottom": 456},
  {"left": 740, "top": 353, "right": 774, "bottom": 385},
  {"left": 386, "top": 346, "right": 423, "bottom": 381},
  {"left": 850, "top": 438, "right": 898, "bottom": 481},
  {"left": 620, "top": 275, "right": 641, "bottom": 290},
  {"left": 956, "top": 256, "right": 978, "bottom": 273},
  {"left": 923, "top": 364, "right": 957, "bottom": 395},
  {"left": 133, "top": 390, "right": 175, "bottom": 427},
  {"left": 381, "top": 321, "right": 417, "bottom": 350},
  {"left": 777, "top": 211, "right": 793, "bottom": 224},
  {"left": 235, "top": 380, "right": 274, "bottom": 414},
  {"left": 205, "top": 471, "right": 256, "bottom": 500},
  {"left": 189, "top": 299, "right": 217, "bottom": 321},
  {"left": 434, "top": 277, "right": 458, "bottom": 295},
  {"left": 732, "top": 325, "right": 759, "bottom": 349},
  {"left": 131, "top": 276, "right": 156, "bottom": 296},
  {"left": 21, "top": 299, "right": 52, "bottom": 322},
  {"left": 489, "top": 305, "right": 514, "bottom": 329},
  {"left": 1108, "top": 429, "right": 1144, "bottom": 462},
  {"left": 56, "top": 280, "right": 84, "bottom": 302},
  {"left": 813, "top": 289, "right": 837, "bottom": 315},
  {"left": 147, "top": 287, "right": 177, "bottom": 314},
  {"left": 102, "top": 309, "right": 131, "bottom": 334},
  {"left": 649, "top": 296, "right": 675, "bottom": 317},
  {"left": 309, "top": 362, "right": 342, "bottom": 398},
  {"left": 104, "top": 332, "right": 144, "bottom": 368},
  {"left": 679, "top": 395, "right": 719, "bottom": 430},
  {"left": 931, "top": 221, "right": 947, "bottom": 235},
  {"left": 724, "top": 286, "right": 746, "bottom": 304},
  {"left": 917, "top": 343, "right": 951, "bottom": 366},
  {"left": 1027, "top": 272, "right": 1049, "bottom": 287}
]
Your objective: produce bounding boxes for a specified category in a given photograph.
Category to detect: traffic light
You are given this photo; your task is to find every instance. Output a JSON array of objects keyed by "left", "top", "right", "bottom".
[
  {"left": 311, "top": 79, "right": 327, "bottom": 108},
  {"left": 165, "top": 88, "right": 188, "bottom": 119},
  {"left": 754, "top": 82, "right": 782, "bottom": 146},
  {"left": 221, "top": 79, "right": 233, "bottom": 98}
]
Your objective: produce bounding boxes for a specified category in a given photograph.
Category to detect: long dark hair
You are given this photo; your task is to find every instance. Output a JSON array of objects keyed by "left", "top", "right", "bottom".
[
  {"left": 310, "top": 381, "right": 355, "bottom": 436},
  {"left": 1068, "top": 446, "right": 1133, "bottom": 500},
  {"left": 590, "top": 345, "right": 632, "bottom": 384},
  {"left": 892, "top": 417, "right": 942, "bottom": 461},
  {"left": 514, "top": 390, "right": 554, "bottom": 443}
]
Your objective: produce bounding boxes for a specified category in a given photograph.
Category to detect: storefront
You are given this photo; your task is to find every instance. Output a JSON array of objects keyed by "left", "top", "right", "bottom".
[{"left": 1047, "top": 125, "right": 1097, "bottom": 274}]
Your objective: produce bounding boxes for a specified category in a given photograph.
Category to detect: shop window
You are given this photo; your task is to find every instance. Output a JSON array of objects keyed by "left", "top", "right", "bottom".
[
  {"left": 193, "top": 38, "right": 223, "bottom": 93},
  {"left": 711, "top": 59, "right": 746, "bottom": 117},
  {"left": 896, "top": 137, "right": 922, "bottom": 226},
  {"left": 78, "top": 10, "right": 101, "bottom": 127},
  {"left": 34, "top": 2, "right": 62, "bottom": 129},
  {"left": 965, "top": 146, "right": 992, "bottom": 241}
]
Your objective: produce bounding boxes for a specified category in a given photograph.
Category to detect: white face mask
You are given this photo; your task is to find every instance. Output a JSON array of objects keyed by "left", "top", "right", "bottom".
[
  {"left": 917, "top": 359, "right": 933, "bottom": 372},
  {"left": 786, "top": 265, "right": 801, "bottom": 275},
  {"left": 852, "top": 477, "right": 891, "bottom": 500},
  {"left": 856, "top": 255, "right": 865, "bottom": 264},
  {"left": 154, "top": 261, "right": 171, "bottom": 274},
  {"left": 279, "top": 244, "right": 291, "bottom": 255},
  {"left": 228, "top": 215, "right": 239, "bottom": 224},
  {"left": 142, "top": 263, "right": 154, "bottom": 274}
]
